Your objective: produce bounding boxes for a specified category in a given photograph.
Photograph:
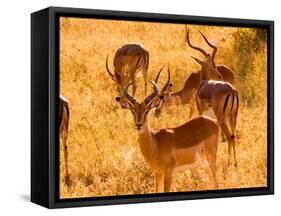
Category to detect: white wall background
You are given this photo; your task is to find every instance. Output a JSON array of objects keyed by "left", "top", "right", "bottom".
[{"left": 0, "top": 0, "right": 279, "bottom": 214}]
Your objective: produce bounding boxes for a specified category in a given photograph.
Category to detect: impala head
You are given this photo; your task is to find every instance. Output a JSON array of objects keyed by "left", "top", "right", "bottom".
[
  {"left": 116, "top": 81, "right": 164, "bottom": 132},
  {"left": 106, "top": 55, "right": 143, "bottom": 96},
  {"left": 191, "top": 56, "right": 222, "bottom": 80},
  {"left": 154, "top": 66, "right": 173, "bottom": 118},
  {"left": 185, "top": 27, "right": 222, "bottom": 80}
]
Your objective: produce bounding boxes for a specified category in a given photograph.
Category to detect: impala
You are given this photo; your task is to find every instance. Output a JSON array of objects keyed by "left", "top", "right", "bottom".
[
  {"left": 186, "top": 26, "right": 236, "bottom": 84},
  {"left": 187, "top": 30, "right": 239, "bottom": 167},
  {"left": 116, "top": 76, "right": 220, "bottom": 192},
  {"left": 154, "top": 70, "right": 199, "bottom": 118},
  {"left": 59, "top": 95, "right": 71, "bottom": 186},
  {"left": 154, "top": 29, "right": 236, "bottom": 118},
  {"left": 106, "top": 43, "right": 149, "bottom": 97}
]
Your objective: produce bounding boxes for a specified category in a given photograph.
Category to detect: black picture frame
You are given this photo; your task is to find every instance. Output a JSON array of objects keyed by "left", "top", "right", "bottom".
[{"left": 31, "top": 6, "right": 274, "bottom": 209}]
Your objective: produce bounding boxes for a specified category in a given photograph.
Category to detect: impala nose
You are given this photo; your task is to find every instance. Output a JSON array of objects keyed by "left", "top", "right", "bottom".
[{"left": 136, "top": 123, "right": 143, "bottom": 129}]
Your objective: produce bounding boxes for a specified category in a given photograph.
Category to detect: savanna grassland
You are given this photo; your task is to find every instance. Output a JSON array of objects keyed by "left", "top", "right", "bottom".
[{"left": 59, "top": 17, "right": 268, "bottom": 198}]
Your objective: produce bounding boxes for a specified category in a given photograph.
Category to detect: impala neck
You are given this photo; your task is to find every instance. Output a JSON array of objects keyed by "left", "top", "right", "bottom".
[
  {"left": 177, "top": 89, "right": 190, "bottom": 104},
  {"left": 200, "top": 67, "right": 210, "bottom": 81},
  {"left": 137, "top": 115, "right": 158, "bottom": 161},
  {"left": 166, "top": 91, "right": 182, "bottom": 105},
  {"left": 200, "top": 71, "right": 209, "bottom": 81}
]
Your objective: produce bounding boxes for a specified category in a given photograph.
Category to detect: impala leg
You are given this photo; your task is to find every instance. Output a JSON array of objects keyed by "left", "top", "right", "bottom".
[
  {"left": 61, "top": 132, "right": 70, "bottom": 186},
  {"left": 230, "top": 121, "right": 238, "bottom": 167},
  {"left": 132, "top": 81, "right": 137, "bottom": 97},
  {"left": 211, "top": 164, "right": 218, "bottom": 188},
  {"left": 217, "top": 113, "right": 226, "bottom": 145},
  {"left": 155, "top": 172, "right": 164, "bottom": 193},
  {"left": 209, "top": 155, "right": 218, "bottom": 188},
  {"left": 217, "top": 116, "right": 233, "bottom": 167},
  {"left": 61, "top": 110, "right": 71, "bottom": 186},
  {"left": 232, "top": 138, "right": 237, "bottom": 167},
  {"left": 164, "top": 169, "right": 173, "bottom": 192},
  {"left": 228, "top": 142, "right": 233, "bottom": 167},
  {"left": 205, "top": 134, "right": 219, "bottom": 188},
  {"left": 230, "top": 113, "right": 238, "bottom": 167},
  {"left": 206, "top": 162, "right": 218, "bottom": 189},
  {"left": 129, "top": 72, "right": 137, "bottom": 97}
]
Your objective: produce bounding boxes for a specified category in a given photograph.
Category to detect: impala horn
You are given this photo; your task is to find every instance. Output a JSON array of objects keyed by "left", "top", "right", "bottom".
[
  {"left": 154, "top": 65, "right": 165, "bottom": 84},
  {"left": 123, "top": 82, "right": 137, "bottom": 104},
  {"left": 186, "top": 26, "right": 208, "bottom": 58},
  {"left": 144, "top": 81, "right": 159, "bottom": 104},
  {"left": 106, "top": 55, "right": 116, "bottom": 81},
  {"left": 199, "top": 31, "right": 217, "bottom": 63}
]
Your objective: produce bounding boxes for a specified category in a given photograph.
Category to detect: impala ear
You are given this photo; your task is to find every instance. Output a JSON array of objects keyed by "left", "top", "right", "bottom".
[
  {"left": 167, "top": 83, "right": 173, "bottom": 93},
  {"left": 191, "top": 56, "right": 204, "bottom": 65},
  {"left": 116, "top": 97, "right": 132, "bottom": 109},
  {"left": 148, "top": 96, "right": 164, "bottom": 110}
]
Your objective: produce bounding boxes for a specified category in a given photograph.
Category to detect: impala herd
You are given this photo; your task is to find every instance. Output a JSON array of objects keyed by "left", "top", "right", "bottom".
[{"left": 60, "top": 27, "right": 240, "bottom": 192}]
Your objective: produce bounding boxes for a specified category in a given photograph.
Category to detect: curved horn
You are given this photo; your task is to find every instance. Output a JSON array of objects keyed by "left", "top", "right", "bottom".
[
  {"left": 160, "top": 65, "right": 171, "bottom": 94},
  {"left": 144, "top": 81, "right": 159, "bottom": 104},
  {"left": 185, "top": 26, "right": 208, "bottom": 58},
  {"left": 199, "top": 31, "right": 217, "bottom": 63},
  {"left": 123, "top": 82, "right": 136, "bottom": 104},
  {"left": 154, "top": 65, "right": 165, "bottom": 84},
  {"left": 106, "top": 55, "right": 116, "bottom": 81}
]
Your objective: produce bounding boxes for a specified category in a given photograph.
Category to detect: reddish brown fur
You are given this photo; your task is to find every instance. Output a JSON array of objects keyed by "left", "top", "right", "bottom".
[
  {"left": 117, "top": 81, "right": 219, "bottom": 192},
  {"left": 59, "top": 96, "right": 71, "bottom": 186},
  {"left": 106, "top": 43, "right": 149, "bottom": 96}
]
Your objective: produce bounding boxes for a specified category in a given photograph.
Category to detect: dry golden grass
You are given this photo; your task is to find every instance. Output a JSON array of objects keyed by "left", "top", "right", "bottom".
[{"left": 59, "top": 17, "right": 267, "bottom": 198}]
